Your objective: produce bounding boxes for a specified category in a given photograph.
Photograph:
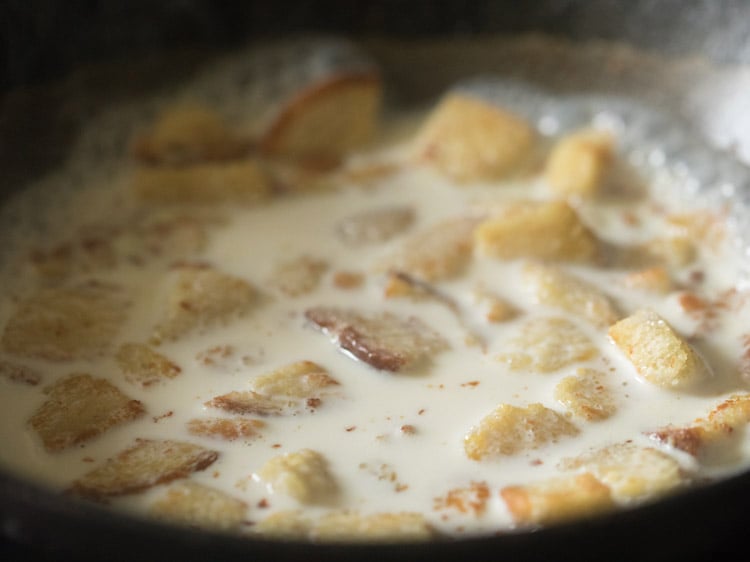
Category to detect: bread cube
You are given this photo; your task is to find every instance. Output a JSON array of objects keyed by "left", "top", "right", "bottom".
[
  {"left": 205, "top": 391, "right": 296, "bottom": 417},
  {"left": 150, "top": 481, "right": 248, "bottom": 531},
  {"left": 544, "top": 129, "right": 614, "bottom": 197},
  {"left": 522, "top": 262, "right": 620, "bottom": 328},
  {"left": 132, "top": 104, "right": 248, "bottom": 165},
  {"left": 254, "top": 510, "right": 434, "bottom": 542},
  {"left": 554, "top": 368, "right": 616, "bottom": 421},
  {"left": 260, "top": 74, "right": 381, "bottom": 157},
  {"left": 69, "top": 439, "right": 219, "bottom": 500},
  {"left": 497, "top": 317, "right": 599, "bottom": 373},
  {"left": 254, "top": 510, "right": 312, "bottom": 539},
  {"left": 648, "top": 394, "right": 750, "bottom": 456},
  {"left": 413, "top": 94, "right": 534, "bottom": 182},
  {"left": 559, "top": 442, "right": 685, "bottom": 502},
  {"left": 1, "top": 281, "right": 128, "bottom": 361},
  {"left": 116, "top": 343, "right": 181, "bottom": 387},
  {"left": 187, "top": 417, "right": 265, "bottom": 441},
  {"left": 133, "top": 160, "right": 272, "bottom": 205},
  {"left": 313, "top": 511, "right": 434, "bottom": 542},
  {"left": 258, "top": 449, "right": 338, "bottom": 504},
  {"left": 305, "top": 307, "right": 448, "bottom": 372},
  {"left": 501, "top": 473, "right": 613, "bottom": 525},
  {"left": 152, "top": 265, "right": 257, "bottom": 343},
  {"left": 251, "top": 361, "right": 339, "bottom": 398},
  {"left": 608, "top": 309, "right": 708, "bottom": 389},
  {"left": 268, "top": 256, "right": 328, "bottom": 297},
  {"left": 30, "top": 373, "right": 145, "bottom": 452},
  {"left": 464, "top": 403, "right": 578, "bottom": 460},
  {"left": 475, "top": 200, "right": 598, "bottom": 262},
  {"left": 382, "top": 216, "right": 480, "bottom": 282},
  {"left": 336, "top": 206, "right": 414, "bottom": 246}
]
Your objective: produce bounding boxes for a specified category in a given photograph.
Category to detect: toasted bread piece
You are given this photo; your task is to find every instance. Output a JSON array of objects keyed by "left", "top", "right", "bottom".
[
  {"left": 554, "top": 368, "right": 616, "bottom": 421},
  {"left": 497, "top": 317, "right": 599, "bottom": 373},
  {"left": 544, "top": 129, "right": 614, "bottom": 197},
  {"left": 559, "top": 442, "right": 685, "bottom": 501},
  {"left": 522, "top": 262, "right": 620, "bottom": 328},
  {"left": 150, "top": 481, "right": 248, "bottom": 531},
  {"left": 152, "top": 265, "right": 257, "bottom": 343},
  {"left": 268, "top": 256, "right": 329, "bottom": 297},
  {"left": 258, "top": 449, "right": 338, "bottom": 504},
  {"left": 116, "top": 343, "right": 181, "bottom": 387},
  {"left": 30, "top": 373, "right": 145, "bottom": 452},
  {"left": 69, "top": 439, "right": 219, "bottom": 500},
  {"left": 29, "top": 211, "right": 214, "bottom": 281},
  {"left": 254, "top": 510, "right": 433, "bottom": 542},
  {"left": 133, "top": 160, "right": 272, "bottom": 205},
  {"left": 254, "top": 510, "right": 312, "bottom": 539},
  {"left": 313, "top": 511, "right": 434, "bottom": 542},
  {"left": 475, "top": 201, "right": 598, "bottom": 262},
  {"left": 205, "top": 391, "right": 296, "bottom": 417},
  {"left": 132, "top": 104, "right": 248, "bottom": 165},
  {"left": 464, "top": 403, "right": 578, "bottom": 460},
  {"left": 381, "top": 216, "right": 480, "bottom": 282},
  {"left": 0, "top": 359, "right": 41, "bottom": 385},
  {"left": 501, "top": 473, "right": 613, "bottom": 525},
  {"left": 251, "top": 361, "right": 339, "bottom": 398},
  {"left": 187, "top": 417, "right": 265, "bottom": 441},
  {"left": 647, "top": 394, "right": 750, "bottom": 456},
  {"left": 336, "top": 206, "right": 415, "bottom": 246},
  {"left": 608, "top": 309, "right": 708, "bottom": 389},
  {"left": 413, "top": 94, "right": 534, "bottom": 182},
  {"left": 305, "top": 307, "right": 448, "bottom": 372},
  {"left": 1, "top": 281, "right": 128, "bottom": 361},
  {"left": 260, "top": 74, "right": 381, "bottom": 157}
]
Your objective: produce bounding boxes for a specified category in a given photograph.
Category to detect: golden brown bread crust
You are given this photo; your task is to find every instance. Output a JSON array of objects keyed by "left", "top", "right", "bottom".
[
  {"left": 305, "top": 307, "right": 448, "bottom": 372},
  {"left": 260, "top": 73, "right": 381, "bottom": 158},
  {"left": 29, "top": 373, "right": 145, "bottom": 452},
  {"left": 1, "top": 281, "right": 129, "bottom": 361},
  {"left": 68, "top": 439, "right": 219, "bottom": 500},
  {"left": 116, "top": 343, "right": 181, "bottom": 387}
]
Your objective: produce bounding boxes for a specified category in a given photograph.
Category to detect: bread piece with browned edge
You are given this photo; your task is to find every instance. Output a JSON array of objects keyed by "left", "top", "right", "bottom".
[
  {"left": 30, "top": 373, "right": 145, "bottom": 452},
  {"left": 69, "top": 439, "right": 219, "bottom": 500},
  {"left": 413, "top": 94, "right": 534, "bottom": 182}
]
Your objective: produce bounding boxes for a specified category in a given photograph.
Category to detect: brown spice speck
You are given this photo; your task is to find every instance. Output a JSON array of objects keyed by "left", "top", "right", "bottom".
[
  {"left": 345, "top": 426, "right": 356, "bottom": 432},
  {"left": 461, "top": 381, "right": 480, "bottom": 388},
  {"left": 400, "top": 424, "right": 416, "bottom": 435},
  {"left": 153, "top": 410, "right": 174, "bottom": 422},
  {"left": 257, "top": 498, "right": 269, "bottom": 508},
  {"left": 272, "top": 443, "right": 282, "bottom": 449}
]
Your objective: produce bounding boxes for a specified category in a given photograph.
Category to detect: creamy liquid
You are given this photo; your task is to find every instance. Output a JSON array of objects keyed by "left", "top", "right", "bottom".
[{"left": 1, "top": 57, "right": 750, "bottom": 538}]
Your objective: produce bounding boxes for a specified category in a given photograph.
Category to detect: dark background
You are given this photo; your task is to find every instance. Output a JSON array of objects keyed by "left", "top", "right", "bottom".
[{"left": 3, "top": 0, "right": 750, "bottom": 91}]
